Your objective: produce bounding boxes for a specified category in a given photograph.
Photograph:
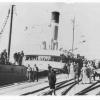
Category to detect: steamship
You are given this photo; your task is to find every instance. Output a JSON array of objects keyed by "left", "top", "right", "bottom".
[
  {"left": 0, "top": 5, "right": 68, "bottom": 85},
  {"left": 23, "top": 11, "right": 65, "bottom": 70}
]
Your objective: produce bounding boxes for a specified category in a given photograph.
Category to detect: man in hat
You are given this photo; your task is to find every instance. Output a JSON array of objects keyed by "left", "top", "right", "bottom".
[
  {"left": 34, "top": 64, "right": 39, "bottom": 82},
  {"left": 74, "top": 62, "right": 80, "bottom": 84},
  {"left": 48, "top": 64, "right": 56, "bottom": 95},
  {"left": 27, "top": 64, "right": 32, "bottom": 82}
]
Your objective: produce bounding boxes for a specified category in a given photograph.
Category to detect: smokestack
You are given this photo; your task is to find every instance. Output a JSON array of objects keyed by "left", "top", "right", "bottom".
[
  {"left": 51, "top": 11, "right": 60, "bottom": 50},
  {"left": 52, "top": 11, "right": 60, "bottom": 24}
]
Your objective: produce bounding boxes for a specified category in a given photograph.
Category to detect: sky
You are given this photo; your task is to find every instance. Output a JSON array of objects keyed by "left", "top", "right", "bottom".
[{"left": 0, "top": 3, "right": 100, "bottom": 61}]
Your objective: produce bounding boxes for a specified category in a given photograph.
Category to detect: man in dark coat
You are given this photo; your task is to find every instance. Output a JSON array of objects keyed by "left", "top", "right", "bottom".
[
  {"left": 17, "top": 52, "right": 21, "bottom": 65},
  {"left": 31, "top": 67, "right": 34, "bottom": 81},
  {"left": 74, "top": 63, "right": 80, "bottom": 83},
  {"left": 27, "top": 64, "right": 32, "bottom": 82},
  {"left": 1, "top": 51, "right": 5, "bottom": 64},
  {"left": 63, "top": 63, "right": 69, "bottom": 79},
  {"left": 3, "top": 49, "right": 7, "bottom": 64},
  {"left": 48, "top": 65, "right": 56, "bottom": 95},
  {"left": 34, "top": 64, "right": 39, "bottom": 82},
  {"left": 20, "top": 51, "right": 24, "bottom": 66},
  {"left": 13, "top": 52, "right": 18, "bottom": 65}
]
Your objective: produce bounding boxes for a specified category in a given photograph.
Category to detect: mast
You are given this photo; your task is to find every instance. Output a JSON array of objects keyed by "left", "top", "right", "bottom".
[
  {"left": 72, "top": 16, "right": 75, "bottom": 53},
  {"left": 8, "top": 5, "right": 15, "bottom": 62}
]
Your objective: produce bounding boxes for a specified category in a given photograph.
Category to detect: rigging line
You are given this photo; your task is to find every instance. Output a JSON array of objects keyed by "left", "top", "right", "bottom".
[{"left": 0, "top": 9, "right": 10, "bottom": 34}]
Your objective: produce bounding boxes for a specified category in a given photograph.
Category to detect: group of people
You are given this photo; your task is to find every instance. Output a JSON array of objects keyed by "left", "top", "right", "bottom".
[
  {"left": 81, "top": 62, "right": 96, "bottom": 84},
  {"left": 26, "top": 60, "right": 97, "bottom": 95},
  {"left": 63, "top": 62, "right": 80, "bottom": 83},
  {"left": 47, "top": 60, "right": 98, "bottom": 95},
  {"left": 63, "top": 61, "right": 97, "bottom": 84},
  {"left": 0, "top": 49, "right": 25, "bottom": 65},
  {"left": 13, "top": 51, "right": 24, "bottom": 66},
  {"left": 26, "top": 63, "right": 56, "bottom": 95},
  {"left": 27, "top": 64, "right": 39, "bottom": 82}
]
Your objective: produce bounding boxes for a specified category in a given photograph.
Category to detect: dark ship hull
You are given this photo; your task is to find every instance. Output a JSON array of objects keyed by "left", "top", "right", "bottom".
[
  {"left": 0, "top": 65, "right": 27, "bottom": 86},
  {"left": 0, "top": 64, "right": 50, "bottom": 86}
]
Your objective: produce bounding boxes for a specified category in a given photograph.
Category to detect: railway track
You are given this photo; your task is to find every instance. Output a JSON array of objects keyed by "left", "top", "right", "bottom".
[
  {"left": 39, "top": 79, "right": 81, "bottom": 95},
  {"left": 26, "top": 79, "right": 100, "bottom": 96},
  {"left": 2, "top": 74, "right": 100, "bottom": 95},
  {"left": 61, "top": 81, "right": 81, "bottom": 95},
  {"left": 75, "top": 80, "right": 100, "bottom": 95},
  {"left": 22, "top": 78, "right": 74, "bottom": 95}
]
